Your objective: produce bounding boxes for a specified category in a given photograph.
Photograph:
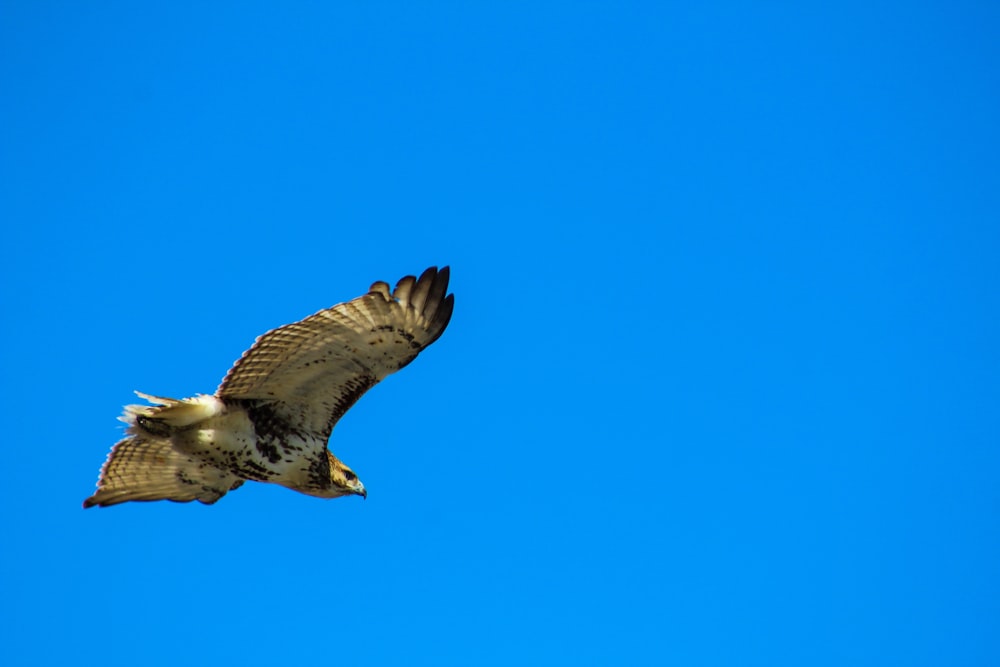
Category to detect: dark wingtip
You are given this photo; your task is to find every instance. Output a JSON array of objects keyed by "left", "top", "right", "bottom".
[
  {"left": 423, "top": 266, "right": 454, "bottom": 346},
  {"left": 439, "top": 292, "right": 455, "bottom": 328}
]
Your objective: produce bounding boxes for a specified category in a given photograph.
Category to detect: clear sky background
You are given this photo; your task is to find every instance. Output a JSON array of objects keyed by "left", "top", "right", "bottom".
[{"left": 2, "top": 2, "right": 998, "bottom": 665}]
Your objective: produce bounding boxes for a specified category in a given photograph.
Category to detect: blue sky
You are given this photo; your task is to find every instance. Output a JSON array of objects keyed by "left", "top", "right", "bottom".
[{"left": 2, "top": 2, "right": 998, "bottom": 665}]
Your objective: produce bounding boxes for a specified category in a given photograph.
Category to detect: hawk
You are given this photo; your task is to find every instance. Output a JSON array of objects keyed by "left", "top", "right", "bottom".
[{"left": 84, "top": 266, "right": 454, "bottom": 508}]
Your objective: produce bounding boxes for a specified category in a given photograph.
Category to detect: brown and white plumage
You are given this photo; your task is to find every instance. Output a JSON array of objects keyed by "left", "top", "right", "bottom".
[{"left": 84, "top": 267, "right": 454, "bottom": 508}]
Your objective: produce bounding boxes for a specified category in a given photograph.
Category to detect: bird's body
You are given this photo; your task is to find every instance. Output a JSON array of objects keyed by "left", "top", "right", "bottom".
[{"left": 84, "top": 267, "right": 453, "bottom": 508}]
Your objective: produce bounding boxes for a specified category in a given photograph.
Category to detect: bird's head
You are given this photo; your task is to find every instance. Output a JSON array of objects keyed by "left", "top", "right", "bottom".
[{"left": 328, "top": 452, "right": 367, "bottom": 499}]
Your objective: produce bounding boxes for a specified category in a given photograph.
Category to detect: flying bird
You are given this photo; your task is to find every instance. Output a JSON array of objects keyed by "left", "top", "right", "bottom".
[{"left": 84, "top": 266, "right": 453, "bottom": 508}]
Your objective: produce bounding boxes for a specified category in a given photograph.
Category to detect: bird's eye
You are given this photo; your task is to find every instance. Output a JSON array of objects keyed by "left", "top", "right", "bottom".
[{"left": 344, "top": 470, "right": 357, "bottom": 482}]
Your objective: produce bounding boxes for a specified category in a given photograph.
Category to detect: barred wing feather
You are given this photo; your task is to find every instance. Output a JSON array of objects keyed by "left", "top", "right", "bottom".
[{"left": 217, "top": 267, "right": 453, "bottom": 440}]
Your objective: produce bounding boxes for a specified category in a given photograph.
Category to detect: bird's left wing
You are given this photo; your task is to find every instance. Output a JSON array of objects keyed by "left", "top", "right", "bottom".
[{"left": 217, "top": 267, "right": 453, "bottom": 441}]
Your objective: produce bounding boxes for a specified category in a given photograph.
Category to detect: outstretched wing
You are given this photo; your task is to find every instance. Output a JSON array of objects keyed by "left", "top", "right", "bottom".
[
  {"left": 84, "top": 434, "right": 244, "bottom": 508},
  {"left": 217, "top": 266, "right": 453, "bottom": 442}
]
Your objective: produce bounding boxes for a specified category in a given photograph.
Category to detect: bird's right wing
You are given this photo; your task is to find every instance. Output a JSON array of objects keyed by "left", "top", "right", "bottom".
[{"left": 216, "top": 266, "right": 454, "bottom": 442}]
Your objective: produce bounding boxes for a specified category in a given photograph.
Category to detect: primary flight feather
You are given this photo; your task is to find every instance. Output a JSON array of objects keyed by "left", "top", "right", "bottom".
[{"left": 84, "top": 266, "right": 453, "bottom": 508}]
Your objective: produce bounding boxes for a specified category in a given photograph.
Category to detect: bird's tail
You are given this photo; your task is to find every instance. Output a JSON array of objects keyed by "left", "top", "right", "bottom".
[
  {"left": 122, "top": 392, "right": 225, "bottom": 434},
  {"left": 83, "top": 393, "right": 241, "bottom": 508}
]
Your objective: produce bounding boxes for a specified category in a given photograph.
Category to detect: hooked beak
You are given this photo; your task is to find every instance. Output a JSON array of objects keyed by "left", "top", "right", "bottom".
[{"left": 353, "top": 482, "right": 367, "bottom": 500}]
